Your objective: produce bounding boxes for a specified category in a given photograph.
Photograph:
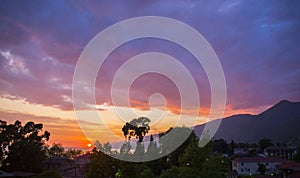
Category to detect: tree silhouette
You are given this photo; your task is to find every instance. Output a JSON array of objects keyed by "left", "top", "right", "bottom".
[
  {"left": 122, "top": 117, "right": 150, "bottom": 142},
  {"left": 146, "top": 134, "right": 159, "bottom": 158},
  {"left": 64, "top": 148, "right": 83, "bottom": 159},
  {"left": 0, "top": 120, "right": 50, "bottom": 172},
  {"left": 257, "top": 163, "right": 266, "bottom": 175},
  {"left": 86, "top": 148, "right": 118, "bottom": 178},
  {"left": 48, "top": 143, "right": 65, "bottom": 157},
  {"left": 120, "top": 141, "right": 131, "bottom": 155},
  {"left": 258, "top": 138, "right": 273, "bottom": 151}
]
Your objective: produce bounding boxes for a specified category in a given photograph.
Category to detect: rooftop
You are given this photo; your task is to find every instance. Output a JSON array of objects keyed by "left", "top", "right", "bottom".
[
  {"left": 234, "top": 157, "right": 288, "bottom": 163},
  {"left": 265, "top": 146, "right": 295, "bottom": 151},
  {"left": 44, "top": 156, "right": 73, "bottom": 164},
  {"left": 276, "top": 160, "right": 300, "bottom": 170},
  {"left": 74, "top": 153, "right": 90, "bottom": 160}
]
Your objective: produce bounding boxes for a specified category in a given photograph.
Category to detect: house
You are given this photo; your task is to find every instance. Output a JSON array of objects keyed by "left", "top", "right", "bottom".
[
  {"left": 233, "top": 148, "right": 249, "bottom": 156},
  {"left": 74, "top": 153, "right": 90, "bottom": 166},
  {"left": 265, "top": 146, "right": 296, "bottom": 159},
  {"left": 66, "top": 153, "right": 91, "bottom": 177},
  {"left": 276, "top": 160, "right": 300, "bottom": 178},
  {"left": 44, "top": 156, "right": 75, "bottom": 174},
  {"left": 232, "top": 157, "right": 287, "bottom": 176}
]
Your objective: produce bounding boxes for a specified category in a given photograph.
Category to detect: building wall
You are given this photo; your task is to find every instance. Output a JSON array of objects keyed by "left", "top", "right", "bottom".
[
  {"left": 75, "top": 158, "right": 90, "bottom": 166},
  {"left": 232, "top": 161, "right": 281, "bottom": 176},
  {"left": 265, "top": 149, "right": 294, "bottom": 159}
]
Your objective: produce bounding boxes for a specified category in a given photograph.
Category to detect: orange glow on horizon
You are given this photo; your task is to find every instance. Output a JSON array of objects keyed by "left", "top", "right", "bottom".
[{"left": 0, "top": 95, "right": 271, "bottom": 148}]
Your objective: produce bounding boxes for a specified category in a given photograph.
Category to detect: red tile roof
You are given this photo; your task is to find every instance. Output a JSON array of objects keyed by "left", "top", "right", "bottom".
[{"left": 276, "top": 160, "right": 300, "bottom": 170}]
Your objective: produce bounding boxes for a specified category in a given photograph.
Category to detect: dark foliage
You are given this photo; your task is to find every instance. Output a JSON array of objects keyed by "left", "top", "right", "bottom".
[
  {"left": 122, "top": 117, "right": 150, "bottom": 142},
  {"left": 0, "top": 120, "right": 50, "bottom": 173}
]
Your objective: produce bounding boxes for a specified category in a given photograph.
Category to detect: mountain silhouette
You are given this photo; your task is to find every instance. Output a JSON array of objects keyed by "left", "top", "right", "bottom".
[{"left": 194, "top": 100, "right": 300, "bottom": 143}]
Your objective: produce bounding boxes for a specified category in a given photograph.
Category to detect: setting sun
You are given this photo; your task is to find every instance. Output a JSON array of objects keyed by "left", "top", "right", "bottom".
[{"left": 87, "top": 143, "right": 92, "bottom": 148}]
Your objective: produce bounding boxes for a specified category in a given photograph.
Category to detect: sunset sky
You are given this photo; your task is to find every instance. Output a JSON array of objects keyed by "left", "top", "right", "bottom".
[{"left": 0, "top": 1, "right": 300, "bottom": 148}]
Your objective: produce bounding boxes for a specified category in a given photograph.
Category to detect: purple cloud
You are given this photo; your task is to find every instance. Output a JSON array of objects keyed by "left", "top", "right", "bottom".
[{"left": 0, "top": 0, "right": 299, "bottom": 115}]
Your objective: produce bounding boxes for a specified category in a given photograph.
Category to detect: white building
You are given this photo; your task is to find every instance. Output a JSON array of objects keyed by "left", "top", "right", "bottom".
[
  {"left": 265, "top": 146, "right": 296, "bottom": 159},
  {"left": 232, "top": 157, "right": 287, "bottom": 176}
]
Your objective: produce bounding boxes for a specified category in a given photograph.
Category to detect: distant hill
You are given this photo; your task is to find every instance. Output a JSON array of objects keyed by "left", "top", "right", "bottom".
[{"left": 194, "top": 100, "right": 300, "bottom": 143}]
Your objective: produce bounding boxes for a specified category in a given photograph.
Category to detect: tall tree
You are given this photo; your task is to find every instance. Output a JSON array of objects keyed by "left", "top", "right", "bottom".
[
  {"left": 86, "top": 148, "right": 118, "bottom": 178},
  {"left": 122, "top": 117, "right": 150, "bottom": 142},
  {"left": 258, "top": 138, "right": 273, "bottom": 151},
  {"left": 146, "top": 134, "right": 159, "bottom": 158},
  {"left": 213, "top": 139, "right": 229, "bottom": 154},
  {"left": 257, "top": 163, "right": 266, "bottom": 175},
  {"left": 103, "top": 142, "right": 112, "bottom": 154},
  {"left": 134, "top": 141, "right": 145, "bottom": 159},
  {"left": 0, "top": 120, "right": 7, "bottom": 163},
  {"left": 48, "top": 143, "right": 65, "bottom": 157},
  {"left": 200, "top": 154, "right": 229, "bottom": 178},
  {"left": 63, "top": 148, "right": 83, "bottom": 159},
  {"left": 159, "top": 127, "right": 196, "bottom": 168},
  {"left": 0, "top": 120, "right": 50, "bottom": 172},
  {"left": 120, "top": 141, "right": 131, "bottom": 155}
]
